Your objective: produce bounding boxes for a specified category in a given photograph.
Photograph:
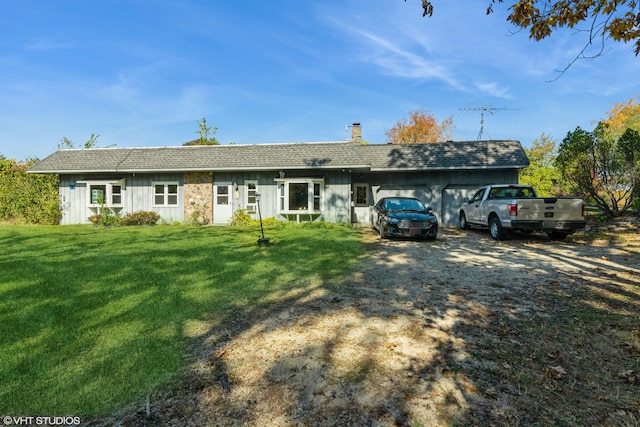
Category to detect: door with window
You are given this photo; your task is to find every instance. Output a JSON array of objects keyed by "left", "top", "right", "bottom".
[
  {"left": 352, "top": 183, "right": 369, "bottom": 224},
  {"left": 213, "top": 183, "right": 233, "bottom": 224}
]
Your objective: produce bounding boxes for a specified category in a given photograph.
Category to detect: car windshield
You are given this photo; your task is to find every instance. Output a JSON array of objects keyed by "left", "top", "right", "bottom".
[{"left": 386, "top": 198, "right": 426, "bottom": 211}]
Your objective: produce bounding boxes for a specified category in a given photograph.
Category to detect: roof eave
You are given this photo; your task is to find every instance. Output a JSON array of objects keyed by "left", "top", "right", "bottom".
[
  {"left": 28, "top": 164, "right": 372, "bottom": 174},
  {"left": 369, "top": 165, "right": 529, "bottom": 172}
]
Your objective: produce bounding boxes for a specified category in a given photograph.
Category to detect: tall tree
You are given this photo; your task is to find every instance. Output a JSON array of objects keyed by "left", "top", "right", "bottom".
[
  {"left": 519, "top": 133, "right": 564, "bottom": 196},
  {"left": 556, "top": 125, "right": 640, "bottom": 217},
  {"left": 602, "top": 95, "right": 640, "bottom": 139},
  {"left": 184, "top": 117, "right": 220, "bottom": 146},
  {"left": 385, "top": 109, "right": 454, "bottom": 144},
  {"left": 58, "top": 134, "right": 107, "bottom": 150},
  {"left": 408, "top": 0, "right": 640, "bottom": 57}
]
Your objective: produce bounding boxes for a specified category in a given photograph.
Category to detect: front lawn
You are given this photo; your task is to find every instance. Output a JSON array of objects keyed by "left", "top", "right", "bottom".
[{"left": 0, "top": 224, "right": 364, "bottom": 415}]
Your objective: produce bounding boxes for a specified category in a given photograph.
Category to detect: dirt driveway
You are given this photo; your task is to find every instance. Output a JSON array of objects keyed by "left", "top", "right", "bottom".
[{"left": 106, "top": 226, "right": 640, "bottom": 427}]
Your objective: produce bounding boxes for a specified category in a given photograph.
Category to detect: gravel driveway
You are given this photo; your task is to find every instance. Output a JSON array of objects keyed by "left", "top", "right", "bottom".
[{"left": 102, "top": 226, "right": 640, "bottom": 427}]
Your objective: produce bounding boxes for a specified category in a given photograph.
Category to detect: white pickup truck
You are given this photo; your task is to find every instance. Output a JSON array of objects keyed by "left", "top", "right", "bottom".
[{"left": 459, "top": 184, "right": 586, "bottom": 240}]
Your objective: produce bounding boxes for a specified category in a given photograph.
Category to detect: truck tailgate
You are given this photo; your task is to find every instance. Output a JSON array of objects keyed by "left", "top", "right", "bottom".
[{"left": 517, "top": 198, "right": 584, "bottom": 221}]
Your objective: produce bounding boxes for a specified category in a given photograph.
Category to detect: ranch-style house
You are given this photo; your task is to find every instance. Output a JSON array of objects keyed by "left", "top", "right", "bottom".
[{"left": 27, "top": 124, "right": 530, "bottom": 226}]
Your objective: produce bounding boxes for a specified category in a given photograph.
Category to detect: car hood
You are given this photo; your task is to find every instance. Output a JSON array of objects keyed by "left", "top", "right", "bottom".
[{"left": 388, "top": 211, "right": 436, "bottom": 221}]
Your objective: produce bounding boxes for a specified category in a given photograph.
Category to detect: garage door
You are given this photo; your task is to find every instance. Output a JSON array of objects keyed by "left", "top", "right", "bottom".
[
  {"left": 374, "top": 185, "right": 433, "bottom": 204},
  {"left": 441, "top": 187, "right": 476, "bottom": 227}
]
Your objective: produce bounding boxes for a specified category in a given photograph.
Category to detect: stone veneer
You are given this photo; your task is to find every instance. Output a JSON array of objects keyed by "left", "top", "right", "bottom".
[{"left": 184, "top": 172, "right": 213, "bottom": 224}]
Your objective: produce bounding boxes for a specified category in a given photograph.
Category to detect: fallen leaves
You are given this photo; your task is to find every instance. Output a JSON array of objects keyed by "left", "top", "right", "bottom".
[{"left": 543, "top": 365, "right": 567, "bottom": 379}]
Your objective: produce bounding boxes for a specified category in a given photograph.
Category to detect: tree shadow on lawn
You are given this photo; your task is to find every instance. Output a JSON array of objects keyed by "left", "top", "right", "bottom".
[
  {"left": 83, "top": 228, "right": 640, "bottom": 426},
  {"left": 1, "top": 226, "right": 360, "bottom": 416}
]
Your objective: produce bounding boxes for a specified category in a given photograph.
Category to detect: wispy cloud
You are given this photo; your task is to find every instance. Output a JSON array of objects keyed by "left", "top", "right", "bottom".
[
  {"left": 475, "top": 82, "right": 513, "bottom": 99},
  {"left": 345, "top": 28, "right": 466, "bottom": 90},
  {"left": 24, "top": 37, "right": 72, "bottom": 51}
]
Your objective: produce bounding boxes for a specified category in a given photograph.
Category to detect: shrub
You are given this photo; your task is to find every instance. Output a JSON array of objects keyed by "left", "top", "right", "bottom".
[
  {"left": 229, "top": 209, "right": 282, "bottom": 227},
  {"left": 229, "top": 209, "right": 253, "bottom": 226},
  {"left": 0, "top": 158, "right": 61, "bottom": 224},
  {"left": 88, "top": 211, "right": 121, "bottom": 227},
  {"left": 121, "top": 211, "right": 161, "bottom": 226}
]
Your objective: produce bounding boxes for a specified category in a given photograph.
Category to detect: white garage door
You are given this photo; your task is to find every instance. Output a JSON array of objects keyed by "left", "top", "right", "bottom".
[
  {"left": 441, "top": 187, "right": 477, "bottom": 227},
  {"left": 374, "top": 185, "right": 432, "bottom": 205}
]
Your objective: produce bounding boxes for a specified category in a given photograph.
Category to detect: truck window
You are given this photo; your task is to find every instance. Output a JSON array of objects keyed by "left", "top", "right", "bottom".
[
  {"left": 471, "top": 188, "right": 485, "bottom": 203},
  {"left": 488, "top": 188, "right": 505, "bottom": 199},
  {"left": 515, "top": 187, "right": 535, "bottom": 198}
]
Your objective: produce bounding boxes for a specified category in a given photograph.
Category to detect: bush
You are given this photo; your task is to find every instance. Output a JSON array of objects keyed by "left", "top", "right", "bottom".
[
  {"left": 229, "top": 209, "right": 282, "bottom": 227},
  {"left": 88, "top": 211, "right": 121, "bottom": 227},
  {"left": 0, "top": 157, "right": 61, "bottom": 224},
  {"left": 229, "top": 209, "right": 253, "bottom": 226},
  {"left": 121, "top": 211, "right": 161, "bottom": 226}
]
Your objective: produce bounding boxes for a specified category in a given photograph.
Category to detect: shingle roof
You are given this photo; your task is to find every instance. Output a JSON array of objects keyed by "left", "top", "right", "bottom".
[
  {"left": 361, "top": 140, "right": 530, "bottom": 171},
  {"left": 27, "top": 140, "right": 529, "bottom": 174}
]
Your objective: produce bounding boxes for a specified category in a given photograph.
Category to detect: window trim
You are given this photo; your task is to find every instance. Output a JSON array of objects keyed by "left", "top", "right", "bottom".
[
  {"left": 153, "top": 182, "right": 179, "bottom": 207},
  {"left": 80, "top": 180, "right": 124, "bottom": 207},
  {"left": 275, "top": 178, "right": 324, "bottom": 214},
  {"left": 245, "top": 180, "right": 258, "bottom": 214}
]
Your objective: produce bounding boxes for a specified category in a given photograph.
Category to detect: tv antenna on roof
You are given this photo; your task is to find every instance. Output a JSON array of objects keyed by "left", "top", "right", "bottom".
[{"left": 459, "top": 106, "right": 521, "bottom": 140}]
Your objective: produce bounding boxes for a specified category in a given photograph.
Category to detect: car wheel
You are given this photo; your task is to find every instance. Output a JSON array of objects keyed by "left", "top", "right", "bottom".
[
  {"left": 489, "top": 217, "right": 506, "bottom": 241},
  {"left": 459, "top": 212, "right": 470, "bottom": 230},
  {"left": 379, "top": 221, "right": 387, "bottom": 239}
]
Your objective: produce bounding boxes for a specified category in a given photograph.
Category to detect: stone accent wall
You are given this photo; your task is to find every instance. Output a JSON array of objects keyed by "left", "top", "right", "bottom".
[{"left": 184, "top": 172, "right": 213, "bottom": 225}]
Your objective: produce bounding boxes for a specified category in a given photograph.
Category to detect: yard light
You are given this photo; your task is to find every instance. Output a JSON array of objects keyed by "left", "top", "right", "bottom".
[{"left": 255, "top": 193, "right": 270, "bottom": 247}]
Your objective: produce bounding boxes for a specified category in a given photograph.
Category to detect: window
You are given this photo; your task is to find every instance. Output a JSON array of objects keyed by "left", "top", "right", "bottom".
[
  {"left": 289, "top": 183, "right": 308, "bottom": 210},
  {"left": 276, "top": 178, "right": 324, "bottom": 213},
  {"left": 111, "top": 185, "right": 122, "bottom": 205},
  {"left": 471, "top": 188, "right": 486, "bottom": 203},
  {"left": 245, "top": 181, "right": 258, "bottom": 213},
  {"left": 216, "top": 185, "right": 229, "bottom": 205},
  {"left": 354, "top": 184, "right": 368, "bottom": 207},
  {"left": 86, "top": 183, "right": 123, "bottom": 207},
  {"left": 90, "top": 184, "right": 106, "bottom": 205},
  {"left": 154, "top": 183, "right": 179, "bottom": 206}
]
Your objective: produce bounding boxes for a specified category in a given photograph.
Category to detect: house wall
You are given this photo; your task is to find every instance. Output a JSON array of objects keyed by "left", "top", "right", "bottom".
[
  {"left": 57, "top": 168, "right": 518, "bottom": 226},
  {"left": 217, "top": 170, "right": 352, "bottom": 223},
  {"left": 59, "top": 173, "right": 185, "bottom": 225},
  {"left": 184, "top": 172, "right": 213, "bottom": 224}
]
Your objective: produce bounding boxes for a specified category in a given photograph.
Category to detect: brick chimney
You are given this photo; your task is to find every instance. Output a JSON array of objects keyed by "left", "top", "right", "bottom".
[{"left": 351, "top": 123, "right": 362, "bottom": 143}]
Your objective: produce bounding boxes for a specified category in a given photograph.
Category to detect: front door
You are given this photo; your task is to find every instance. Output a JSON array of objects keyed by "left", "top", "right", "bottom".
[
  {"left": 213, "top": 183, "right": 233, "bottom": 224},
  {"left": 352, "top": 183, "right": 369, "bottom": 224}
]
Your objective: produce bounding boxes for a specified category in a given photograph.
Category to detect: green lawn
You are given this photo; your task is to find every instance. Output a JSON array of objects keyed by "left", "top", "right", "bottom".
[{"left": 0, "top": 224, "right": 364, "bottom": 415}]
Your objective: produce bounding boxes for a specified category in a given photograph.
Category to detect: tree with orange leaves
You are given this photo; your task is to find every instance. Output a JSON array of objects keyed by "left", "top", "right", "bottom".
[
  {"left": 385, "top": 109, "right": 455, "bottom": 144},
  {"left": 602, "top": 95, "right": 640, "bottom": 140}
]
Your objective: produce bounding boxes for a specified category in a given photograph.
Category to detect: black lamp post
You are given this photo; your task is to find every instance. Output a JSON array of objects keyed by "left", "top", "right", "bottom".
[{"left": 255, "top": 193, "right": 270, "bottom": 246}]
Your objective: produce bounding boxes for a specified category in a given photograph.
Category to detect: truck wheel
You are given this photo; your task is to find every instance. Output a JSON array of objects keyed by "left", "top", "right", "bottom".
[
  {"left": 459, "top": 212, "right": 470, "bottom": 230},
  {"left": 547, "top": 231, "right": 568, "bottom": 240},
  {"left": 489, "top": 217, "right": 506, "bottom": 240}
]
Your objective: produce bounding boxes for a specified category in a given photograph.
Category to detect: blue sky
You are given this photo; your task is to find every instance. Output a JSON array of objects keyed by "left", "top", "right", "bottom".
[{"left": 1, "top": 0, "right": 639, "bottom": 161}]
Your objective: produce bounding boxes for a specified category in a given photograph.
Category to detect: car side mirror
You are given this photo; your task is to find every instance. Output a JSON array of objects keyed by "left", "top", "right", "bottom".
[
  {"left": 426, "top": 207, "right": 433, "bottom": 212},
  {"left": 463, "top": 197, "right": 470, "bottom": 203}
]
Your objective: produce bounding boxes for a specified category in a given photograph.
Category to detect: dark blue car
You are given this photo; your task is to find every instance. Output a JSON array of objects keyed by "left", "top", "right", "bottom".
[{"left": 371, "top": 196, "right": 438, "bottom": 240}]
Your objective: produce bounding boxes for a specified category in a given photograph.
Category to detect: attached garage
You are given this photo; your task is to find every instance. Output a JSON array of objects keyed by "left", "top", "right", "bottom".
[{"left": 358, "top": 141, "right": 530, "bottom": 227}]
